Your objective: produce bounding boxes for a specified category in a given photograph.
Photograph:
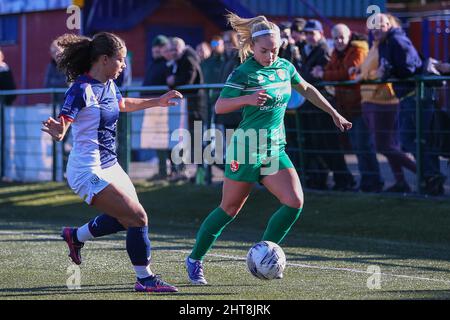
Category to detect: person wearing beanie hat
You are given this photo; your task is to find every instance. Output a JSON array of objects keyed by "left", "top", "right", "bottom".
[
  {"left": 291, "top": 18, "right": 306, "bottom": 46},
  {"left": 152, "top": 35, "right": 169, "bottom": 47}
]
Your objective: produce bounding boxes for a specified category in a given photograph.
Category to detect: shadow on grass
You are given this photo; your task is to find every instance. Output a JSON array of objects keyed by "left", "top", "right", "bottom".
[
  {"left": 0, "top": 182, "right": 66, "bottom": 199},
  {"left": 0, "top": 283, "right": 237, "bottom": 299},
  {"left": 2, "top": 182, "right": 450, "bottom": 267},
  {"left": 380, "top": 289, "right": 450, "bottom": 300}
]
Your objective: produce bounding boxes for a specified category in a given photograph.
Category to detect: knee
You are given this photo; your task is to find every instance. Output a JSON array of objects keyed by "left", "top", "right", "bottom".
[
  {"left": 135, "top": 207, "right": 148, "bottom": 227},
  {"left": 127, "top": 205, "right": 148, "bottom": 227},
  {"left": 220, "top": 202, "right": 242, "bottom": 217},
  {"left": 280, "top": 194, "right": 304, "bottom": 209}
]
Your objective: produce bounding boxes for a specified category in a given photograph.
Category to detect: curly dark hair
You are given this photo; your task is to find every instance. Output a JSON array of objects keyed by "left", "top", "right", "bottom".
[{"left": 56, "top": 32, "right": 126, "bottom": 82}]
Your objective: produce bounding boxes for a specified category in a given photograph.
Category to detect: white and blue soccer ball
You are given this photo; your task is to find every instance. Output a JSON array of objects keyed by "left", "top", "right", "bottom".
[{"left": 246, "top": 241, "right": 286, "bottom": 280}]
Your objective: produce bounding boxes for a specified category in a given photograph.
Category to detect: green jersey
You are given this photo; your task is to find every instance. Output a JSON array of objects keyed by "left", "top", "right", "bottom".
[{"left": 220, "top": 56, "right": 302, "bottom": 155}]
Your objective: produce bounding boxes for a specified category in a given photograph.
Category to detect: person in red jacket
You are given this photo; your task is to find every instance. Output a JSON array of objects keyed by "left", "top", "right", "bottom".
[{"left": 313, "top": 24, "right": 383, "bottom": 192}]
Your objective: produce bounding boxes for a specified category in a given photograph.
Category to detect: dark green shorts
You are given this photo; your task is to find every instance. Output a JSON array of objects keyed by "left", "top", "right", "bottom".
[{"left": 224, "top": 145, "right": 294, "bottom": 183}]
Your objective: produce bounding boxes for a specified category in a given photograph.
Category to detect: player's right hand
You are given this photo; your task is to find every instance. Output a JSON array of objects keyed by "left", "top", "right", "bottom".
[
  {"left": 41, "top": 116, "right": 65, "bottom": 141},
  {"left": 246, "top": 90, "right": 271, "bottom": 107}
]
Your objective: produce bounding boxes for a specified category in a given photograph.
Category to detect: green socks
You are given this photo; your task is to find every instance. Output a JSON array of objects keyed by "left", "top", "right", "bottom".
[
  {"left": 262, "top": 205, "right": 302, "bottom": 244},
  {"left": 190, "top": 207, "right": 235, "bottom": 261},
  {"left": 189, "top": 205, "right": 302, "bottom": 261}
]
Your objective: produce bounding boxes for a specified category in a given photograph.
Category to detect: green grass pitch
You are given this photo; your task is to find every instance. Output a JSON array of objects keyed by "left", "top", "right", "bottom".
[{"left": 1, "top": 181, "right": 450, "bottom": 300}]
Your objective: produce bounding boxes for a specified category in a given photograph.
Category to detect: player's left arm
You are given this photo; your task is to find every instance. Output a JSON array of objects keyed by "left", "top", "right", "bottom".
[
  {"left": 119, "top": 90, "right": 183, "bottom": 112},
  {"left": 293, "top": 78, "right": 352, "bottom": 132}
]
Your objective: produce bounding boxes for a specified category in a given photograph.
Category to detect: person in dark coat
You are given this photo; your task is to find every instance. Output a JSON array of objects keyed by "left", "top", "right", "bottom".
[
  {"left": 166, "top": 37, "right": 205, "bottom": 180},
  {"left": 44, "top": 40, "right": 68, "bottom": 105},
  {"left": 291, "top": 18, "right": 307, "bottom": 52},
  {"left": 298, "top": 20, "right": 355, "bottom": 191},
  {"left": 44, "top": 40, "right": 67, "bottom": 88},
  {"left": 0, "top": 48, "right": 17, "bottom": 106},
  {"left": 143, "top": 35, "right": 170, "bottom": 90},
  {"left": 278, "top": 21, "right": 302, "bottom": 70},
  {"left": 216, "top": 31, "right": 242, "bottom": 130},
  {"left": 167, "top": 37, "right": 205, "bottom": 121},
  {"left": 143, "top": 35, "right": 174, "bottom": 180}
]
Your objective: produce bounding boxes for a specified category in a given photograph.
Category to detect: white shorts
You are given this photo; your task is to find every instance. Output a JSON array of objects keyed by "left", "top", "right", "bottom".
[{"left": 66, "top": 162, "right": 139, "bottom": 205}]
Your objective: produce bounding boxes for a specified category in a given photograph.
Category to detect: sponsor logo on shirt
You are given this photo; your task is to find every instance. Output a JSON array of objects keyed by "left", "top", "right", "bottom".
[
  {"left": 257, "top": 75, "right": 265, "bottom": 84},
  {"left": 268, "top": 74, "right": 276, "bottom": 81},
  {"left": 90, "top": 174, "right": 101, "bottom": 185}
]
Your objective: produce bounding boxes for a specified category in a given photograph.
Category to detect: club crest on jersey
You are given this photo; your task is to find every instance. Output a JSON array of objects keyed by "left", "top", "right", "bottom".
[
  {"left": 257, "top": 75, "right": 265, "bottom": 84},
  {"left": 277, "top": 69, "right": 286, "bottom": 80},
  {"left": 90, "top": 175, "right": 100, "bottom": 185},
  {"left": 230, "top": 160, "right": 240, "bottom": 172}
]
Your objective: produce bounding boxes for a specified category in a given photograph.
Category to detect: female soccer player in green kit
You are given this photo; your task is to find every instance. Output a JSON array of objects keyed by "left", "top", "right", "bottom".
[{"left": 186, "top": 13, "right": 352, "bottom": 284}]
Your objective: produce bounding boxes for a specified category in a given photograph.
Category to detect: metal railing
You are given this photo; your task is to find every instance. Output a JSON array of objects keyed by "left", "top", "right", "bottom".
[{"left": 0, "top": 76, "right": 449, "bottom": 196}]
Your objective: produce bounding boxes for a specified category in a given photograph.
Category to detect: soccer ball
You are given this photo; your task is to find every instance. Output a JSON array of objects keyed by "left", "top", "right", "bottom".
[{"left": 246, "top": 241, "right": 286, "bottom": 280}]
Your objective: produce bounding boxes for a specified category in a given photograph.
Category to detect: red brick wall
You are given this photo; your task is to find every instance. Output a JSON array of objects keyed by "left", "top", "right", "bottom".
[
  {"left": 1, "top": 10, "right": 78, "bottom": 104},
  {"left": 2, "top": 10, "right": 78, "bottom": 90},
  {"left": 115, "top": 0, "right": 223, "bottom": 79}
]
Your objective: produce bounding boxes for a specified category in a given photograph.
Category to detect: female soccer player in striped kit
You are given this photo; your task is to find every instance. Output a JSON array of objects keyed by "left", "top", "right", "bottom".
[
  {"left": 42, "top": 32, "right": 182, "bottom": 293},
  {"left": 185, "top": 14, "right": 352, "bottom": 284}
]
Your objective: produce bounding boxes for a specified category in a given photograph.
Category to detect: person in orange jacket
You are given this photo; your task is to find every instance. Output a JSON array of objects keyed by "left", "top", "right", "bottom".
[{"left": 313, "top": 24, "right": 383, "bottom": 192}]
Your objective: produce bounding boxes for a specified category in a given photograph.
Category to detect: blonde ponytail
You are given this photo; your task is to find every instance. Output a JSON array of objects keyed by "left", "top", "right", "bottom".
[{"left": 226, "top": 12, "right": 280, "bottom": 62}]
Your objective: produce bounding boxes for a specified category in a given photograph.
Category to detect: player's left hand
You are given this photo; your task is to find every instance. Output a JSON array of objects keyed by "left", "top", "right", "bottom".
[
  {"left": 159, "top": 90, "right": 183, "bottom": 107},
  {"left": 332, "top": 113, "right": 352, "bottom": 132}
]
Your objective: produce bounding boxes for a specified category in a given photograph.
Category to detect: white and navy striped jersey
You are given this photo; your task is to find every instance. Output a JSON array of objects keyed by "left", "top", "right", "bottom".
[{"left": 59, "top": 74, "right": 124, "bottom": 169}]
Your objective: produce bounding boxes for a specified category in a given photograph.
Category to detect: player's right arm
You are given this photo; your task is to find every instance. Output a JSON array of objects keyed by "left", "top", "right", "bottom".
[
  {"left": 41, "top": 83, "right": 82, "bottom": 141},
  {"left": 41, "top": 116, "right": 71, "bottom": 142},
  {"left": 215, "top": 69, "right": 271, "bottom": 114},
  {"left": 215, "top": 90, "right": 271, "bottom": 114}
]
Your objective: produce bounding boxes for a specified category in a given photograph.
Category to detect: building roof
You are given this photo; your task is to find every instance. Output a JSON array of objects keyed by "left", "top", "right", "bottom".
[
  {"left": 0, "top": 0, "right": 71, "bottom": 15},
  {"left": 239, "top": 0, "right": 386, "bottom": 19}
]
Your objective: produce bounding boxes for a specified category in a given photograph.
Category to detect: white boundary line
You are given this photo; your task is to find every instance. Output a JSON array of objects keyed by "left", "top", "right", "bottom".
[{"left": 1, "top": 230, "right": 450, "bottom": 286}]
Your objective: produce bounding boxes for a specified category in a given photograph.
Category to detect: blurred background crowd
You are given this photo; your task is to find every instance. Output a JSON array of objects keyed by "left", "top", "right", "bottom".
[{"left": 0, "top": 0, "right": 449, "bottom": 196}]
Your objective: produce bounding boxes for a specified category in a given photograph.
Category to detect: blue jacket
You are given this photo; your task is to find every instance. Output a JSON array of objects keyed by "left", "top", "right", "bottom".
[{"left": 378, "top": 27, "right": 422, "bottom": 98}]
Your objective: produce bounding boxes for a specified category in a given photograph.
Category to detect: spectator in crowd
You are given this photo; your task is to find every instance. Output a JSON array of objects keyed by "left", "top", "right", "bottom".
[
  {"left": 167, "top": 37, "right": 205, "bottom": 121},
  {"left": 291, "top": 18, "right": 307, "bottom": 49},
  {"left": 161, "top": 38, "right": 177, "bottom": 76},
  {"left": 217, "top": 30, "right": 242, "bottom": 138},
  {"left": 143, "top": 35, "right": 169, "bottom": 88},
  {"left": 278, "top": 21, "right": 302, "bottom": 70},
  {"left": 178, "top": 37, "right": 201, "bottom": 64},
  {"left": 0, "top": 48, "right": 17, "bottom": 105},
  {"left": 219, "top": 30, "right": 240, "bottom": 83},
  {"left": 201, "top": 36, "right": 225, "bottom": 85},
  {"left": 44, "top": 40, "right": 67, "bottom": 93},
  {"left": 166, "top": 37, "right": 205, "bottom": 181},
  {"left": 436, "top": 62, "right": 450, "bottom": 74},
  {"left": 196, "top": 41, "right": 212, "bottom": 62},
  {"left": 375, "top": 13, "right": 445, "bottom": 195},
  {"left": 44, "top": 40, "right": 71, "bottom": 171},
  {"left": 280, "top": 19, "right": 305, "bottom": 174},
  {"left": 298, "top": 20, "right": 355, "bottom": 191},
  {"left": 143, "top": 35, "right": 174, "bottom": 181},
  {"left": 354, "top": 20, "right": 417, "bottom": 193},
  {"left": 313, "top": 24, "right": 384, "bottom": 192}
]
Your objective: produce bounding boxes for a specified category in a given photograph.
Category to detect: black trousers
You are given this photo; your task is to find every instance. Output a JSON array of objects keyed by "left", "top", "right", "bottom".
[{"left": 299, "top": 101, "right": 354, "bottom": 188}]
